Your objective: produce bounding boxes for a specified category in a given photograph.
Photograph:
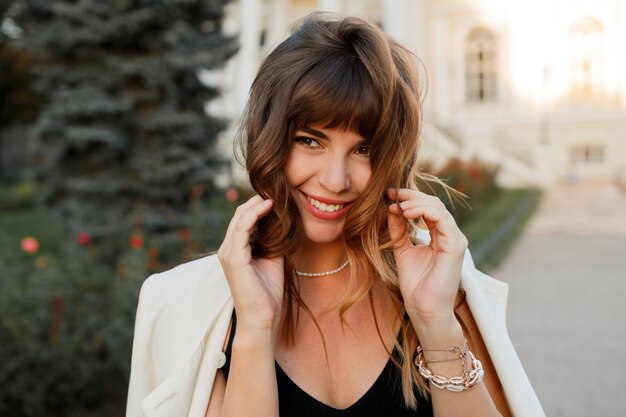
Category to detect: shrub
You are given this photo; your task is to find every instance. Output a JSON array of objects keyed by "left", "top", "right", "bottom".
[
  {"left": 0, "top": 181, "right": 39, "bottom": 210},
  {"left": 427, "top": 158, "right": 501, "bottom": 226},
  {"left": 0, "top": 237, "right": 145, "bottom": 417},
  {"left": 0, "top": 185, "right": 241, "bottom": 416}
]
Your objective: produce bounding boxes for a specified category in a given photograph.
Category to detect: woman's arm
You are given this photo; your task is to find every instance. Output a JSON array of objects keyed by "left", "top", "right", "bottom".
[
  {"left": 205, "top": 329, "right": 278, "bottom": 417},
  {"left": 413, "top": 318, "right": 502, "bottom": 417},
  {"left": 206, "top": 195, "right": 283, "bottom": 417},
  {"left": 387, "top": 188, "right": 501, "bottom": 417}
]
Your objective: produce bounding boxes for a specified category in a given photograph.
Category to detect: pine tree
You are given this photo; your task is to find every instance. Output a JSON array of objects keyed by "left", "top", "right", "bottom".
[
  {"left": 11, "top": 0, "right": 237, "bottom": 259},
  {"left": 0, "top": 1, "right": 11, "bottom": 21}
]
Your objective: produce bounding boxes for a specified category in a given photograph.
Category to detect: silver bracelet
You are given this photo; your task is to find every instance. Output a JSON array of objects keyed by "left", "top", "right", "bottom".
[{"left": 414, "top": 343, "right": 485, "bottom": 392}]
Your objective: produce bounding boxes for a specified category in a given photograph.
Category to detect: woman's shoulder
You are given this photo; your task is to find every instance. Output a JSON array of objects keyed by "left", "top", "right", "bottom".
[
  {"left": 130, "top": 253, "right": 233, "bottom": 391},
  {"left": 139, "top": 253, "right": 226, "bottom": 306}
]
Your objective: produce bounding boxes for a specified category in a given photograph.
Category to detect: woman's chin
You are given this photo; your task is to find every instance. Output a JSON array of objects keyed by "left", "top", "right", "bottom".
[{"left": 301, "top": 224, "right": 344, "bottom": 244}]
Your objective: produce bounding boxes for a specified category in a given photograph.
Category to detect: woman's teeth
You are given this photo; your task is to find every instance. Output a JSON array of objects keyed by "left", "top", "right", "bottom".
[{"left": 307, "top": 196, "right": 344, "bottom": 212}]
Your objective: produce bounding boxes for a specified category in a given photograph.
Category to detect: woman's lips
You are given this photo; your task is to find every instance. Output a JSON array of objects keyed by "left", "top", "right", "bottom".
[{"left": 300, "top": 192, "right": 353, "bottom": 220}]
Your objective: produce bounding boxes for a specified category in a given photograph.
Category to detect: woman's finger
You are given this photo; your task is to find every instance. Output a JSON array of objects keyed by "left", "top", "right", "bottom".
[
  {"left": 388, "top": 201, "right": 453, "bottom": 223},
  {"left": 396, "top": 199, "right": 450, "bottom": 214},
  {"left": 231, "top": 198, "right": 273, "bottom": 253},
  {"left": 219, "top": 197, "right": 274, "bottom": 296},
  {"left": 221, "top": 195, "right": 264, "bottom": 248},
  {"left": 399, "top": 205, "right": 455, "bottom": 231},
  {"left": 387, "top": 188, "right": 447, "bottom": 208},
  {"left": 390, "top": 203, "right": 465, "bottom": 252},
  {"left": 219, "top": 195, "right": 270, "bottom": 266},
  {"left": 387, "top": 211, "right": 413, "bottom": 252}
]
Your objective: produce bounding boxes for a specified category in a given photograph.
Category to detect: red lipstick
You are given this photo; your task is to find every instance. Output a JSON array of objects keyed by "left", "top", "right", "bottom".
[{"left": 299, "top": 191, "right": 353, "bottom": 220}]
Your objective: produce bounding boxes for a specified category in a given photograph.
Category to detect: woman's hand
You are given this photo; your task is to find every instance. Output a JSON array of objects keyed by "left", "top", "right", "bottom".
[
  {"left": 386, "top": 188, "right": 467, "bottom": 330},
  {"left": 217, "top": 195, "right": 284, "bottom": 336}
]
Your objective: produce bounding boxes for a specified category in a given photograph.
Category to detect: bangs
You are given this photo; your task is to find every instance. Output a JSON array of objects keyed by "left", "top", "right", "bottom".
[{"left": 288, "top": 53, "right": 380, "bottom": 140}]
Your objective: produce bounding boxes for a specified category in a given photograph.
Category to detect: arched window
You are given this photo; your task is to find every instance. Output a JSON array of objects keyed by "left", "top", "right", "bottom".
[
  {"left": 465, "top": 28, "right": 497, "bottom": 103},
  {"left": 570, "top": 17, "right": 604, "bottom": 98}
]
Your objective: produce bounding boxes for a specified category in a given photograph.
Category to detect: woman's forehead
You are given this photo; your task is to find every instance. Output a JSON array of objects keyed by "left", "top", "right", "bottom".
[
  {"left": 294, "top": 124, "right": 369, "bottom": 142},
  {"left": 293, "top": 115, "right": 374, "bottom": 140}
]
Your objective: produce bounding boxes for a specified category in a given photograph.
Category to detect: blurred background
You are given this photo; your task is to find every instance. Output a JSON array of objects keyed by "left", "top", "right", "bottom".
[{"left": 1, "top": 0, "right": 625, "bottom": 416}]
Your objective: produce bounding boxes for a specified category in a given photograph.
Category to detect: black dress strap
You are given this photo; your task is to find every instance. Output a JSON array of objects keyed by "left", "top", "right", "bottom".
[{"left": 221, "top": 310, "right": 237, "bottom": 378}]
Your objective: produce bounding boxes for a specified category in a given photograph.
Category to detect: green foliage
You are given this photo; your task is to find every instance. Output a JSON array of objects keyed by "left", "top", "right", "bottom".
[
  {"left": 422, "top": 158, "right": 541, "bottom": 271},
  {"left": 0, "top": 43, "right": 44, "bottom": 126},
  {"left": 187, "top": 184, "right": 240, "bottom": 253},
  {"left": 462, "top": 188, "right": 533, "bottom": 247},
  {"left": 0, "top": 237, "right": 145, "bottom": 417},
  {"left": 0, "top": 185, "right": 241, "bottom": 416},
  {"left": 462, "top": 188, "right": 542, "bottom": 271},
  {"left": 0, "top": 180, "right": 67, "bottom": 252},
  {"left": 423, "top": 157, "right": 501, "bottom": 226},
  {"left": 0, "top": 180, "right": 39, "bottom": 209},
  {"left": 8, "top": 0, "right": 237, "bottom": 255},
  {"left": 0, "top": 208, "right": 66, "bottom": 252}
]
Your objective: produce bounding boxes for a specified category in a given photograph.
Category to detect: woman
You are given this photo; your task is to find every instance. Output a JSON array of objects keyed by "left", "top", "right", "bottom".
[{"left": 126, "top": 13, "right": 544, "bottom": 417}]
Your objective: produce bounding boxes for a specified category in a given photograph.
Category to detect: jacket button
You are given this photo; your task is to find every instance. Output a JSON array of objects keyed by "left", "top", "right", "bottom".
[{"left": 213, "top": 352, "right": 227, "bottom": 368}]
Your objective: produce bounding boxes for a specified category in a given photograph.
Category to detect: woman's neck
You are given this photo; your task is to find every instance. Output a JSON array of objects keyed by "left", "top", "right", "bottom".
[
  {"left": 291, "top": 238, "right": 348, "bottom": 274},
  {"left": 290, "top": 238, "right": 361, "bottom": 313}
]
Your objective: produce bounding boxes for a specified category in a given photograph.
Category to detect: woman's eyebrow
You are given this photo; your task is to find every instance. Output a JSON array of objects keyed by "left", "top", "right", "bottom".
[{"left": 299, "top": 127, "right": 328, "bottom": 139}]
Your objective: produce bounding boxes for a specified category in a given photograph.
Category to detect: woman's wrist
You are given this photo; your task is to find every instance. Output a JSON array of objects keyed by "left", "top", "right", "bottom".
[
  {"left": 410, "top": 314, "right": 465, "bottom": 348},
  {"left": 233, "top": 324, "right": 277, "bottom": 352},
  {"left": 410, "top": 317, "right": 472, "bottom": 381}
]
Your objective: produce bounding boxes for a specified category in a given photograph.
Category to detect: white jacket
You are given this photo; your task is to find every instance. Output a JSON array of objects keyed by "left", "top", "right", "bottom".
[{"left": 126, "top": 252, "right": 545, "bottom": 417}]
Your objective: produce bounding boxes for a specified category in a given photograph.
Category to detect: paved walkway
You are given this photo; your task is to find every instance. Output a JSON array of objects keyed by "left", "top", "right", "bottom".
[{"left": 493, "top": 180, "right": 626, "bottom": 417}]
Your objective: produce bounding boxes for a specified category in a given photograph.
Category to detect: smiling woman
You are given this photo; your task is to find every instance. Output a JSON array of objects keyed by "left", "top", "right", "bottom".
[
  {"left": 126, "top": 12, "right": 545, "bottom": 417},
  {"left": 286, "top": 126, "right": 371, "bottom": 242}
]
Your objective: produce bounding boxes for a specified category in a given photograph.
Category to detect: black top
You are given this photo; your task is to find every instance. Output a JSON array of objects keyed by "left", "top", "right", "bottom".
[{"left": 221, "top": 313, "right": 433, "bottom": 417}]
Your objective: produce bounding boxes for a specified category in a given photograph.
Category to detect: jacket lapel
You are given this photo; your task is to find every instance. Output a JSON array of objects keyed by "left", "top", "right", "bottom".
[
  {"left": 141, "top": 256, "right": 235, "bottom": 417},
  {"left": 461, "top": 251, "right": 546, "bottom": 417},
  {"left": 141, "top": 343, "right": 204, "bottom": 417}
]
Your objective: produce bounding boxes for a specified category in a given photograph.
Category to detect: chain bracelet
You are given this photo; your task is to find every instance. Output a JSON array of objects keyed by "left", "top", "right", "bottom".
[{"left": 415, "top": 344, "right": 485, "bottom": 392}]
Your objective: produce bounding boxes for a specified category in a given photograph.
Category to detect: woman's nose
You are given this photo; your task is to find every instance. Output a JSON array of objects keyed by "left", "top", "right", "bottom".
[{"left": 319, "top": 157, "right": 351, "bottom": 193}]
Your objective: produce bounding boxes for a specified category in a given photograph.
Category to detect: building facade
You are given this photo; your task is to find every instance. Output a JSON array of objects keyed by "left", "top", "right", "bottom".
[{"left": 209, "top": 0, "right": 626, "bottom": 187}]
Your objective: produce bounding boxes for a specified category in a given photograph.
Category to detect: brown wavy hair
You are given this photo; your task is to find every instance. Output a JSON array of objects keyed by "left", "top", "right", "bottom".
[{"left": 235, "top": 12, "right": 436, "bottom": 409}]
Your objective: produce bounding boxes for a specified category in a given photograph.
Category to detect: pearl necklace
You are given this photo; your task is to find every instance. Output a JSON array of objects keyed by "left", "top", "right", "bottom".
[{"left": 293, "top": 260, "right": 350, "bottom": 277}]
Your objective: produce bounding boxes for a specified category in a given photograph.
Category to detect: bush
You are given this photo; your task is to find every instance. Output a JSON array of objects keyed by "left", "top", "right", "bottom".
[
  {"left": 0, "top": 181, "right": 39, "bottom": 210},
  {"left": 0, "top": 186, "right": 241, "bottom": 416},
  {"left": 422, "top": 157, "right": 501, "bottom": 226},
  {"left": 0, "top": 237, "right": 145, "bottom": 417},
  {"left": 0, "top": 208, "right": 66, "bottom": 254}
]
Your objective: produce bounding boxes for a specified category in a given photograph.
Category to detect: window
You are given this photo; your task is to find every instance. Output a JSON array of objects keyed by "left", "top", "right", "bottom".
[
  {"left": 569, "top": 17, "right": 604, "bottom": 98},
  {"left": 465, "top": 28, "right": 497, "bottom": 103},
  {"left": 570, "top": 145, "right": 605, "bottom": 163}
]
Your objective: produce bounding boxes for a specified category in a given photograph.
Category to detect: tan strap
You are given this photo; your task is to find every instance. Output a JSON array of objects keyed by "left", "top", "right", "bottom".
[{"left": 454, "top": 290, "right": 513, "bottom": 417}]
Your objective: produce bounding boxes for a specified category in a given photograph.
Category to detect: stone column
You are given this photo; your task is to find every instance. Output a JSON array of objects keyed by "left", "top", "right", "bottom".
[
  {"left": 620, "top": 1, "right": 626, "bottom": 110},
  {"left": 265, "top": 0, "right": 289, "bottom": 53},
  {"left": 431, "top": 16, "right": 451, "bottom": 124},
  {"left": 318, "top": 0, "right": 342, "bottom": 13},
  {"left": 407, "top": 0, "right": 424, "bottom": 56},
  {"left": 385, "top": 0, "right": 424, "bottom": 53},
  {"left": 383, "top": 0, "right": 409, "bottom": 45},
  {"left": 238, "top": 0, "right": 263, "bottom": 111}
]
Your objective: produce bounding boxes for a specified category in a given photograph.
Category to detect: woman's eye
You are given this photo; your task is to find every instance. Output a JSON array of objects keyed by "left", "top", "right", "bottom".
[
  {"left": 355, "top": 146, "right": 370, "bottom": 156},
  {"left": 295, "top": 137, "right": 321, "bottom": 148}
]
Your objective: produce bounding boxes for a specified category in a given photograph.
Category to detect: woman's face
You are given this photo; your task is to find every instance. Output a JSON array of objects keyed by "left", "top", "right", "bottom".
[{"left": 285, "top": 125, "right": 372, "bottom": 244}]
